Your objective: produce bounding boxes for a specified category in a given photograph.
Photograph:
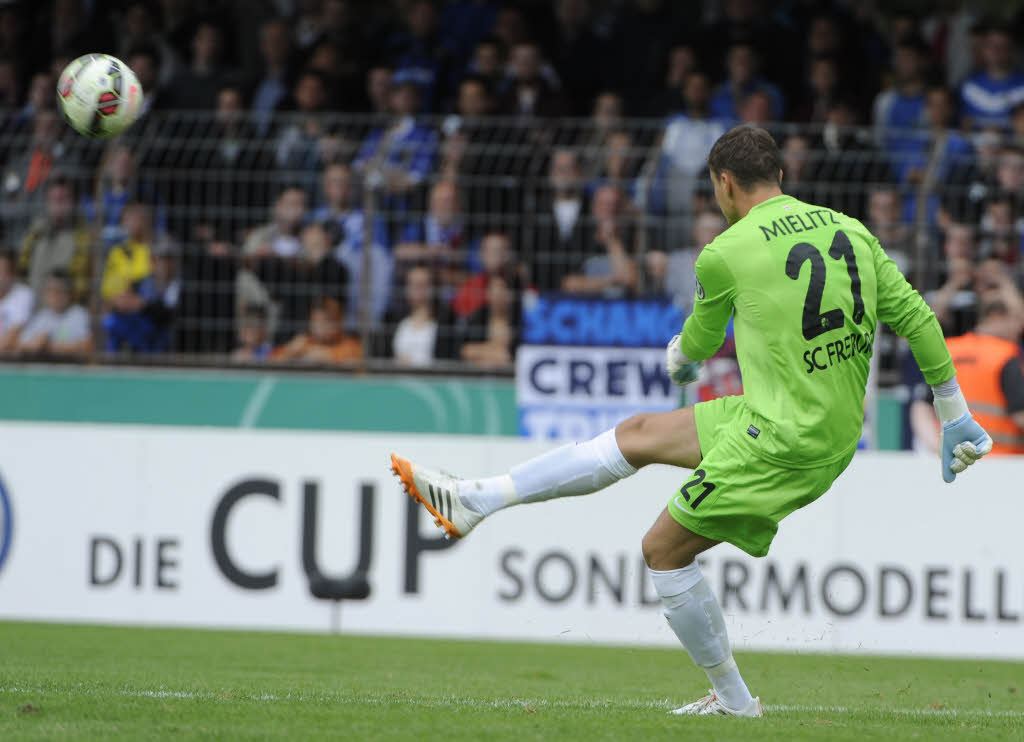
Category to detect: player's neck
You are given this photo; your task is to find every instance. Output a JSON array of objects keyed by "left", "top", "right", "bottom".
[{"left": 734, "top": 186, "right": 785, "bottom": 221}]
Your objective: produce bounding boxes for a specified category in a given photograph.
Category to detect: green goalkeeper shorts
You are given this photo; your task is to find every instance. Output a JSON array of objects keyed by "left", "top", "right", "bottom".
[{"left": 667, "top": 395, "right": 855, "bottom": 558}]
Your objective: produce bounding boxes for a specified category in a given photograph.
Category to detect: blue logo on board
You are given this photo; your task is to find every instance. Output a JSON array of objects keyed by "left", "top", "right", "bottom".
[{"left": 0, "top": 475, "right": 12, "bottom": 576}]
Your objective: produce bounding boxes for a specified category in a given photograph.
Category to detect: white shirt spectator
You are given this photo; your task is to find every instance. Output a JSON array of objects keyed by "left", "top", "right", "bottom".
[
  {"left": 0, "top": 283, "right": 34, "bottom": 334},
  {"left": 19, "top": 304, "right": 91, "bottom": 346},
  {"left": 393, "top": 317, "right": 438, "bottom": 367}
]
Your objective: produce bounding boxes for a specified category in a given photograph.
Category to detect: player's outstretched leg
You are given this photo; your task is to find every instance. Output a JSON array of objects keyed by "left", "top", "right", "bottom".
[
  {"left": 390, "top": 408, "right": 703, "bottom": 538},
  {"left": 642, "top": 509, "right": 762, "bottom": 717}
]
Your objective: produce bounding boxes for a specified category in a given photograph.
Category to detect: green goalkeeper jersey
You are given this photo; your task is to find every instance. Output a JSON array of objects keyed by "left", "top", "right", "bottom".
[{"left": 680, "top": 193, "right": 954, "bottom": 467}]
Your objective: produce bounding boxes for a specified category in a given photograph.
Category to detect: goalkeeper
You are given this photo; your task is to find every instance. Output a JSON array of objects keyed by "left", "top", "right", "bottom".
[{"left": 390, "top": 126, "right": 991, "bottom": 717}]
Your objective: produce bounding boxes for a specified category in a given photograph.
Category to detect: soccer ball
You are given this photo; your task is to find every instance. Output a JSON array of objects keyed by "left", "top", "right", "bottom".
[{"left": 56, "top": 54, "right": 144, "bottom": 138}]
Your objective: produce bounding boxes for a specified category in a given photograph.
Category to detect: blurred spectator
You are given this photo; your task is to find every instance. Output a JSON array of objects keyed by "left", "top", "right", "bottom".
[
  {"left": 391, "top": 264, "right": 440, "bottom": 367},
  {"left": 11, "top": 71, "right": 55, "bottom": 133},
  {"left": 496, "top": 41, "right": 567, "bottom": 118},
  {"left": 237, "top": 185, "right": 308, "bottom": 340},
  {"left": 273, "top": 296, "right": 362, "bottom": 364},
  {"left": 737, "top": 89, "right": 775, "bottom": 126},
  {"left": 645, "top": 210, "right": 726, "bottom": 311},
  {"left": 960, "top": 26, "right": 1024, "bottom": 130},
  {"left": 465, "top": 35, "right": 503, "bottom": 93},
  {"left": 912, "top": 263, "right": 1024, "bottom": 453},
  {"left": 312, "top": 163, "right": 393, "bottom": 329},
  {"left": 585, "top": 130, "right": 639, "bottom": 204},
  {"left": 452, "top": 231, "right": 513, "bottom": 318},
  {"left": 15, "top": 269, "right": 91, "bottom": 361},
  {"left": 186, "top": 84, "right": 269, "bottom": 244},
  {"left": 250, "top": 18, "right": 294, "bottom": 133},
  {"left": 527, "top": 148, "right": 587, "bottom": 292},
  {"left": 18, "top": 176, "right": 92, "bottom": 303},
  {"left": 780, "top": 133, "right": 813, "bottom": 203},
  {"left": 101, "top": 202, "right": 153, "bottom": 306},
  {"left": 365, "top": 64, "right": 395, "bottom": 116},
  {"left": 942, "top": 128, "right": 1002, "bottom": 225},
  {"left": 0, "top": 251, "right": 34, "bottom": 353},
  {"left": 866, "top": 186, "right": 912, "bottom": 273},
  {"left": 562, "top": 184, "right": 637, "bottom": 297},
  {"left": 243, "top": 186, "right": 307, "bottom": 259},
  {"left": 395, "top": 180, "right": 468, "bottom": 293},
  {"left": 928, "top": 223, "right": 977, "bottom": 333},
  {"left": 546, "top": 0, "right": 606, "bottom": 116},
  {"left": 873, "top": 35, "right": 929, "bottom": 157},
  {"left": 353, "top": 80, "right": 437, "bottom": 202},
  {"left": 319, "top": 0, "right": 367, "bottom": 63},
  {"left": 101, "top": 206, "right": 180, "bottom": 354},
  {"left": 895, "top": 86, "right": 973, "bottom": 227},
  {"left": 116, "top": 3, "right": 174, "bottom": 85},
  {"left": 439, "top": 75, "right": 493, "bottom": 179},
  {"left": 648, "top": 42, "right": 698, "bottom": 118},
  {"left": 275, "top": 223, "right": 349, "bottom": 337},
  {"left": 804, "top": 99, "right": 891, "bottom": 219},
  {"left": 439, "top": 75, "right": 526, "bottom": 235},
  {"left": 232, "top": 304, "right": 273, "bottom": 362},
  {"left": 577, "top": 91, "right": 624, "bottom": 176},
  {"left": 459, "top": 271, "right": 519, "bottom": 367},
  {"left": 3, "top": 109, "right": 76, "bottom": 228},
  {"left": 709, "top": 43, "right": 784, "bottom": 122},
  {"left": 993, "top": 144, "right": 1024, "bottom": 203},
  {"left": 650, "top": 71, "right": 728, "bottom": 234},
  {"left": 126, "top": 45, "right": 166, "bottom": 122},
  {"left": 977, "top": 192, "right": 1022, "bottom": 266},
  {"left": 275, "top": 69, "right": 330, "bottom": 183},
  {"left": 164, "top": 20, "right": 230, "bottom": 110},
  {"left": 306, "top": 39, "right": 362, "bottom": 106},
  {"left": 85, "top": 144, "right": 163, "bottom": 250},
  {"left": 386, "top": 0, "right": 452, "bottom": 113},
  {"left": 795, "top": 56, "right": 840, "bottom": 124},
  {"left": 491, "top": 5, "right": 530, "bottom": 55}
]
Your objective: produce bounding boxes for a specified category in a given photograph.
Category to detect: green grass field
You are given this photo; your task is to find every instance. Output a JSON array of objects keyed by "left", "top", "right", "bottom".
[{"left": 0, "top": 622, "right": 1021, "bottom": 741}]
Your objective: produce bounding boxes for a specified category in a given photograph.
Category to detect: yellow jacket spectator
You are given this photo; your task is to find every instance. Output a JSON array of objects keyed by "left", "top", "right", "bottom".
[
  {"left": 101, "top": 203, "right": 153, "bottom": 303},
  {"left": 102, "top": 240, "right": 152, "bottom": 301}
]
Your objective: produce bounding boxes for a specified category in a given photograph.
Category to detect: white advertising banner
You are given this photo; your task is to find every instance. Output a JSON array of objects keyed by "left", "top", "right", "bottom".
[{"left": 0, "top": 422, "right": 1021, "bottom": 659}]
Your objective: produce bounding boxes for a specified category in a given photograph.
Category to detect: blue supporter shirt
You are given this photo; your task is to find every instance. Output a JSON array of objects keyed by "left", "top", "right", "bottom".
[{"left": 960, "top": 70, "right": 1024, "bottom": 129}]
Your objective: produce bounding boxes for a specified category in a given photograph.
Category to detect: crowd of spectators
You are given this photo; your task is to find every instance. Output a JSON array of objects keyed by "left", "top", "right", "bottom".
[{"left": 0, "top": 0, "right": 1023, "bottom": 385}]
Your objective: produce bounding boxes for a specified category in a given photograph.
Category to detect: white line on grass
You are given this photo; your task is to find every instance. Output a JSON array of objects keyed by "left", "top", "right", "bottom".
[{"left": 2, "top": 686, "right": 1022, "bottom": 719}]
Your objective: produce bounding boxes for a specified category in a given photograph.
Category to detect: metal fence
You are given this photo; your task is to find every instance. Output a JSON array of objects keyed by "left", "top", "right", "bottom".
[{"left": 0, "top": 109, "right": 1007, "bottom": 381}]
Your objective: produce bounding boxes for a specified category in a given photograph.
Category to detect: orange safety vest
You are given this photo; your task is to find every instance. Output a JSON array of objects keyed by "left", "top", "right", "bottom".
[{"left": 946, "top": 332, "right": 1024, "bottom": 454}]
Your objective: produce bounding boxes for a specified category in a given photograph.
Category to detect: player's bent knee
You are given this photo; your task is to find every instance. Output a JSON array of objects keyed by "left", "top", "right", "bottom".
[{"left": 641, "top": 528, "right": 666, "bottom": 569}]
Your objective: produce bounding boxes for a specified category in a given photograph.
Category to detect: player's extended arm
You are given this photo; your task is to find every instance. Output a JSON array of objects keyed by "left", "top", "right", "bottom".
[
  {"left": 666, "top": 248, "right": 735, "bottom": 386},
  {"left": 871, "top": 236, "right": 992, "bottom": 482}
]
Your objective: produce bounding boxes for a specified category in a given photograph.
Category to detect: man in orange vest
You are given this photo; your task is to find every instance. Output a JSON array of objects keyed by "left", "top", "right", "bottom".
[
  {"left": 912, "top": 292, "right": 1024, "bottom": 453},
  {"left": 946, "top": 298, "right": 1024, "bottom": 453}
]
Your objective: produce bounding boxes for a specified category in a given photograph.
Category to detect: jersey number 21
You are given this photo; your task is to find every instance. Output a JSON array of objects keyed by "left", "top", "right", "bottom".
[{"left": 785, "top": 230, "right": 865, "bottom": 341}]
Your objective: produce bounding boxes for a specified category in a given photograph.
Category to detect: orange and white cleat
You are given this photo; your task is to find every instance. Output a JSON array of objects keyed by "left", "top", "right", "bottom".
[
  {"left": 390, "top": 453, "right": 484, "bottom": 539},
  {"left": 669, "top": 691, "right": 762, "bottom": 717}
]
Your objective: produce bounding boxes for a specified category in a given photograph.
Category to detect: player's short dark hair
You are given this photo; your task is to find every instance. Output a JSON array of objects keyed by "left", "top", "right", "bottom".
[{"left": 707, "top": 125, "right": 782, "bottom": 190}]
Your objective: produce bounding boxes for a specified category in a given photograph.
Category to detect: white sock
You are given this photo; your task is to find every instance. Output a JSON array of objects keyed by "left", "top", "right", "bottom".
[
  {"left": 649, "top": 562, "right": 753, "bottom": 711},
  {"left": 459, "top": 429, "right": 637, "bottom": 516}
]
